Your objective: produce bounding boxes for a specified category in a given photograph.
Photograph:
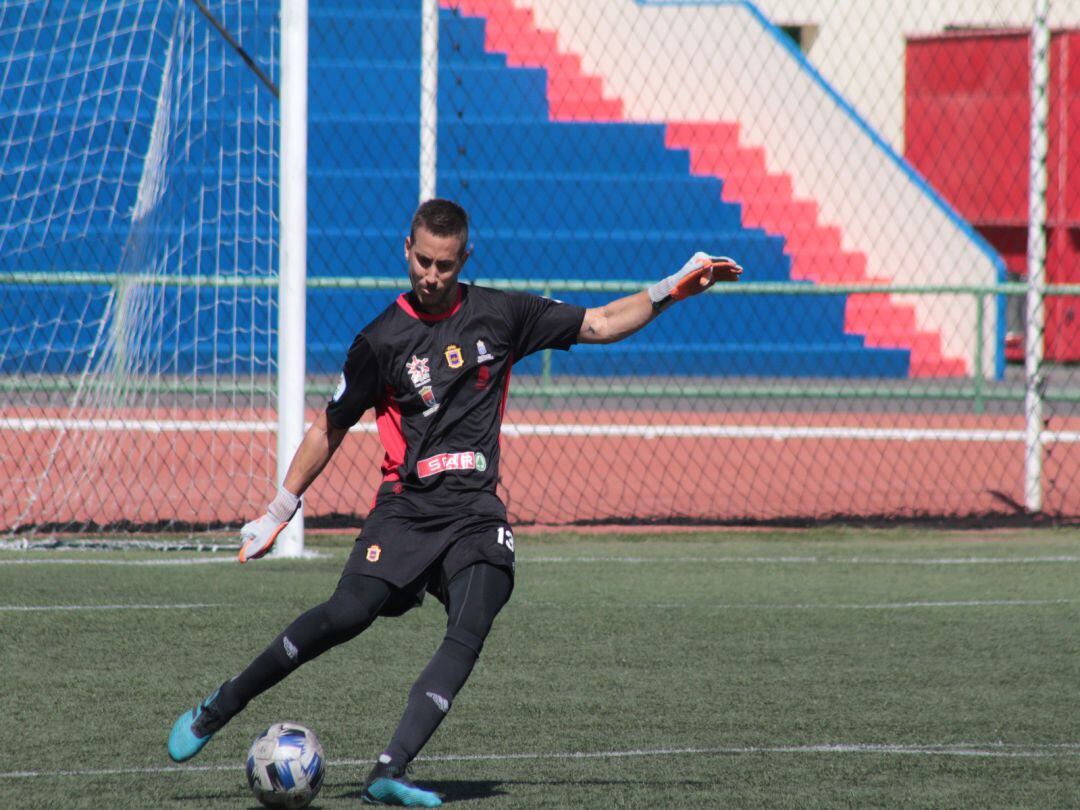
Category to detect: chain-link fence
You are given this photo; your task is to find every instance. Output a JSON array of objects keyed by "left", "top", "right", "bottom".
[{"left": 2, "top": 0, "right": 1078, "bottom": 535}]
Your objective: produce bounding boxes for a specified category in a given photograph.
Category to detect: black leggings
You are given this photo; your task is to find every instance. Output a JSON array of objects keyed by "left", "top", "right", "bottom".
[
  {"left": 220, "top": 562, "right": 512, "bottom": 718},
  {"left": 382, "top": 562, "right": 513, "bottom": 764},
  {"left": 441, "top": 561, "right": 514, "bottom": 652}
]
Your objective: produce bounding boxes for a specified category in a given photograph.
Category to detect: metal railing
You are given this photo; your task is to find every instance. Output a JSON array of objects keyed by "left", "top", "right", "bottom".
[{"left": 4, "top": 272, "right": 1079, "bottom": 412}]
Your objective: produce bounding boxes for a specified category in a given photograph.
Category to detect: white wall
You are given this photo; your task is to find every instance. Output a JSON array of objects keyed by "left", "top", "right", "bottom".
[{"left": 754, "top": 0, "right": 1080, "bottom": 151}]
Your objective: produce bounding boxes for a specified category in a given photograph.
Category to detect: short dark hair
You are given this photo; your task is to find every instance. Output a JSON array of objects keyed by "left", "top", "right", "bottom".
[{"left": 410, "top": 198, "right": 469, "bottom": 255}]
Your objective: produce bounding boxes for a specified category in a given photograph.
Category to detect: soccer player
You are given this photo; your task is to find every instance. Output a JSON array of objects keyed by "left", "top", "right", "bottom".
[{"left": 168, "top": 198, "right": 741, "bottom": 807}]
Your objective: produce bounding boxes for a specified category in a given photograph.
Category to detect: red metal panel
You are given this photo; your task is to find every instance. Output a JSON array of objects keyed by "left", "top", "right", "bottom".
[
  {"left": 906, "top": 29, "right": 1080, "bottom": 361},
  {"left": 1045, "top": 227, "right": 1080, "bottom": 361},
  {"left": 1047, "top": 34, "right": 1080, "bottom": 360},
  {"left": 905, "top": 32, "right": 1031, "bottom": 223},
  {"left": 1048, "top": 33, "right": 1080, "bottom": 225}
]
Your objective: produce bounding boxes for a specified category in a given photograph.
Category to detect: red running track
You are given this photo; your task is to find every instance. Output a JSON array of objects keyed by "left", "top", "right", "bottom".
[{"left": 4, "top": 407, "right": 1077, "bottom": 531}]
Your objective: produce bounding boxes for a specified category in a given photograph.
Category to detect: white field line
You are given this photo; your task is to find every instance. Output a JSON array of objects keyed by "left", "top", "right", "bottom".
[
  {"left": 3, "top": 554, "right": 1080, "bottom": 567},
  {"left": 524, "top": 554, "right": 1080, "bottom": 565},
  {"left": 4, "top": 742, "right": 1080, "bottom": 779},
  {"left": 519, "top": 598, "right": 1075, "bottom": 611},
  {"left": 0, "top": 603, "right": 226, "bottom": 612},
  {"left": 3, "top": 417, "right": 1080, "bottom": 443},
  {"left": 0, "top": 557, "right": 236, "bottom": 566},
  {"left": 1, "top": 598, "right": 1067, "bottom": 614}
]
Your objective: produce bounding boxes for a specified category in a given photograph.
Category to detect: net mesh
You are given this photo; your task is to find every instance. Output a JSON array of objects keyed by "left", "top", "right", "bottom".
[
  {"left": 2, "top": 0, "right": 1078, "bottom": 534},
  {"left": 1, "top": 0, "right": 278, "bottom": 532}
]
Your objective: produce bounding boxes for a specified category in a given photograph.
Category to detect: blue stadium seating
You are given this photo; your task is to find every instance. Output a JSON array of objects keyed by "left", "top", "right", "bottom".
[
  {"left": 302, "top": 4, "right": 909, "bottom": 378},
  {"left": 0, "top": 1, "right": 911, "bottom": 378}
]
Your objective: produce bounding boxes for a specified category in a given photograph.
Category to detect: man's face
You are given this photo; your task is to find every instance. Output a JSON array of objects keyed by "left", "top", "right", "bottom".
[{"left": 404, "top": 227, "right": 469, "bottom": 314}]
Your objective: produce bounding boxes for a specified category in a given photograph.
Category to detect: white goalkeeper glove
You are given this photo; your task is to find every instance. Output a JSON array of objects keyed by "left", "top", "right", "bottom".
[
  {"left": 648, "top": 252, "right": 742, "bottom": 310},
  {"left": 238, "top": 485, "right": 301, "bottom": 564}
]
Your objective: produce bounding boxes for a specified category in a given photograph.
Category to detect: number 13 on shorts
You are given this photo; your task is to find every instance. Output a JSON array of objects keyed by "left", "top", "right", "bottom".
[{"left": 495, "top": 525, "right": 514, "bottom": 551}]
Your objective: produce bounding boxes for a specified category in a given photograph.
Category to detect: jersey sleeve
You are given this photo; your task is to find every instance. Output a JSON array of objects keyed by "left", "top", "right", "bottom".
[
  {"left": 325, "top": 332, "right": 381, "bottom": 430},
  {"left": 507, "top": 291, "right": 586, "bottom": 360}
]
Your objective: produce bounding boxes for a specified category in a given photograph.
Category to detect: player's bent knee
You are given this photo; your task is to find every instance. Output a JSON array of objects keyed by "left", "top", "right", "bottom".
[
  {"left": 321, "top": 575, "right": 388, "bottom": 635},
  {"left": 444, "top": 624, "right": 485, "bottom": 658},
  {"left": 322, "top": 591, "right": 379, "bottom": 637}
]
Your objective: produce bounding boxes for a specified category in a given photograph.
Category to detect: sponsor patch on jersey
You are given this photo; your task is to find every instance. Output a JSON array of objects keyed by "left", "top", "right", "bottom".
[
  {"left": 417, "top": 451, "right": 487, "bottom": 479},
  {"left": 476, "top": 339, "right": 494, "bottom": 363},
  {"left": 444, "top": 344, "right": 464, "bottom": 369},
  {"left": 406, "top": 355, "right": 431, "bottom": 387},
  {"left": 366, "top": 544, "right": 381, "bottom": 563}
]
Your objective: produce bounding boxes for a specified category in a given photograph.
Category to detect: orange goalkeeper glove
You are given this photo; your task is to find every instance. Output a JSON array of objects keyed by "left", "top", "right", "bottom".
[
  {"left": 238, "top": 485, "right": 301, "bottom": 563},
  {"left": 649, "top": 252, "right": 742, "bottom": 308}
]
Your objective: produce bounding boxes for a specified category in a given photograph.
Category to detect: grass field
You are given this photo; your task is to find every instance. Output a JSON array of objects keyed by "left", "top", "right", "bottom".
[{"left": 2, "top": 528, "right": 1079, "bottom": 809}]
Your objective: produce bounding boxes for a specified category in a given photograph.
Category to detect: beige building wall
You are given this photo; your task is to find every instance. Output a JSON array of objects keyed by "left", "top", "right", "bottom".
[
  {"left": 513, "top": 0, "right": 1067, "bottom": 375},
  {"left": 756, "top": 0, "right": 1080, "bottom": 151}
]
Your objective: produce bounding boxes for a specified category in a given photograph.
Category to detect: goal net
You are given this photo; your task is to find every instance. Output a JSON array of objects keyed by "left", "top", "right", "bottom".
[{"left": 1, "top": 0, "right": 279, "bottom": 533}]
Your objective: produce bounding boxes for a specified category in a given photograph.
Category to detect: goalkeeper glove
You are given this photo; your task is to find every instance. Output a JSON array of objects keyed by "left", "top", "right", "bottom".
[
  {"left": 238, "top": 485, "right": 301, "bottom": 563},
  {"left": 648, "top": 252, "right": 742, "bottom": 309}
]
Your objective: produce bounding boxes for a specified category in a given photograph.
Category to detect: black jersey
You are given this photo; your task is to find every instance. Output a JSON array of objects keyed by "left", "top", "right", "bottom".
[{"left": 326, "top": 284, "right": 585, "bottom": 520}]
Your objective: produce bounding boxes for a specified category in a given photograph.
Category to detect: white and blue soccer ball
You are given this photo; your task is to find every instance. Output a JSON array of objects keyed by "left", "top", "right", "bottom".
[{"left": 245, "top": 722, "right": 325, "bottom": 809}]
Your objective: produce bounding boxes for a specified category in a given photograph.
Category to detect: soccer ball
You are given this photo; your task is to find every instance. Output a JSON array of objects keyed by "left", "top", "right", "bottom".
[{"left": 245, "top": 722, "right": 325, "bottom": 809}]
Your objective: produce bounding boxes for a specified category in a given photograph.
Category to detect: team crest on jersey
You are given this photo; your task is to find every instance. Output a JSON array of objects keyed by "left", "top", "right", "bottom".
[
  {"left": 476, "top": 339, "right": 494, "bottom": 363},
  {"left": 419, "top": 385, "right": 440, "bottom": 416},
  {"left": 366, "top": 544, "right": 381, "bottom": 563},
  {"left": 444, "top": 344, "right": 464, "bottom": 369},
  {"left": 406, "top": 355, "right": 431, "bottom": 387}
]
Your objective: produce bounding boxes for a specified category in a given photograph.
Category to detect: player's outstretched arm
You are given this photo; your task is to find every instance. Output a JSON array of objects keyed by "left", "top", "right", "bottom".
[
  {"left": 578, "top": 253, "right": 741, "bottom": 345},
  {"left": 238, "top": 410, "right": 350, "bottom": 563}
]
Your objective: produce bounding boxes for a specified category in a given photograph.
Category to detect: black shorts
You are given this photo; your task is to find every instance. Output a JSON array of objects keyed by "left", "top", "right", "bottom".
[{"left": 342, "top": 511, "right": 516, "bottom": 617}]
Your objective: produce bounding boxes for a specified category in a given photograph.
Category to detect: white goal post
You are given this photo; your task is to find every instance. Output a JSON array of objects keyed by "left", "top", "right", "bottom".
[{"left": 275, "top": 0, "right": 308, "bottom": 557}]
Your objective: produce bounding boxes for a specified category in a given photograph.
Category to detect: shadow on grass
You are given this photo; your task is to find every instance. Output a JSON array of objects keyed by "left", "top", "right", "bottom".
[
  {"left": 338, "top": 775, "right": 711, "bottom": 804},
  {"left": 337, "top": 779, "right": 507, "bottom": 804}
]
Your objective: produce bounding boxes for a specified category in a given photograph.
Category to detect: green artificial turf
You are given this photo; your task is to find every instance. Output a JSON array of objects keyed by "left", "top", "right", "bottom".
[{"left": 2, "top": 528, "right": 1078, "bottom": 808}]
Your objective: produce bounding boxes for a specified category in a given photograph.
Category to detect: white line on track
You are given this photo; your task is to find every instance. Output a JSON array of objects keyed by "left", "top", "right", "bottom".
[
  {"left": 4, "top": 742, "right": 1080, "bottom": 779},
  {"left": 5, "top": 417, "right": 1080, "bottom": 443},
  {"left": 501, "top": 424, "right": 1080, "bottom": 443},
  {"left": 0, "top": 603, "right": 225, "bottom": 612}
]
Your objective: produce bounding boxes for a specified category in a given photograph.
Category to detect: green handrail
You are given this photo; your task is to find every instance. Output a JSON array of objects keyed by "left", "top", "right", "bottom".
[
  {"left": 3, "top": 273, "right": 1079, "bottom": 407},
  {"left": 4, "top": 270, "right": 1080, "bottom": 297}
]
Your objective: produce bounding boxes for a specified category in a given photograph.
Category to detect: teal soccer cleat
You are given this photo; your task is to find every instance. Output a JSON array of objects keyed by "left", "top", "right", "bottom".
[
  {"left": 167, "top": 686, "right": 225, "bottom": 762},
  {"left": 361, "top": 758, "right": 443, "bottom": 807}
]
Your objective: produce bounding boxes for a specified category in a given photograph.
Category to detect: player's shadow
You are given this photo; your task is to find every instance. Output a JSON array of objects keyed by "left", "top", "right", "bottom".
[
  {"left": 341, "top": 776, "right": 709, "bottom": 803},
  {"left": 340, "top": 779, "right": 507, "bottom": 803}
]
